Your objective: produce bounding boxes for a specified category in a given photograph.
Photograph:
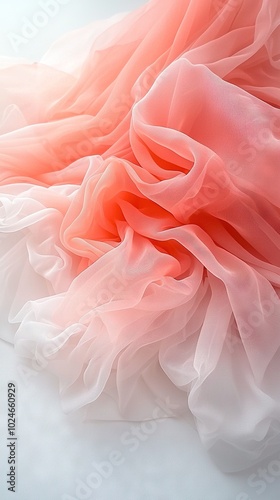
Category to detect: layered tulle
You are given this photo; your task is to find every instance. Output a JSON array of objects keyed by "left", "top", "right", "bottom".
[
  {"left": 1, "top": 0, "right": 280, "bottom": 471},
  {"left": 1, "top": 0, "right": 280, "bottom": 185}
]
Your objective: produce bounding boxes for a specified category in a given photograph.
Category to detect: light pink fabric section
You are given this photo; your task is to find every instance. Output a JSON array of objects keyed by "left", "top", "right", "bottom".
[{"left": 0, "top": 0, "right": 280, "bottom": 470}]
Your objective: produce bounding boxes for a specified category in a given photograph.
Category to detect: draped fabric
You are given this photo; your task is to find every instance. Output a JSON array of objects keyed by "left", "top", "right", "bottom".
[{"left": 1, "top": 0, "right": 280, "bottom": 471}]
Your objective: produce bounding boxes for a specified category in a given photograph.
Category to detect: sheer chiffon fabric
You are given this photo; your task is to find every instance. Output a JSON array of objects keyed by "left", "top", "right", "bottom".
[{"left": 1, "top": 0, "right": 280, "bottom": 470}]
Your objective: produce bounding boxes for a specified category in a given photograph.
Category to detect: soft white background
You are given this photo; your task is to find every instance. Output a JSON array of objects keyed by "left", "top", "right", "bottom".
[{"left": 0, "top": 1, "right": 279, "bottom": 499}]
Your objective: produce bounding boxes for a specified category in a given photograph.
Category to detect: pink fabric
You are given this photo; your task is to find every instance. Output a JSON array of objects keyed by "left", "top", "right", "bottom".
[{"left": 1, "top": 0, "right": 280, "bottom": 470}]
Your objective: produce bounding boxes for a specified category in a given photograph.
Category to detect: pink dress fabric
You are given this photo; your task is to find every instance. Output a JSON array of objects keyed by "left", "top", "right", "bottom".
[{"left": 1, "top": 0, "right": 280, "bottom": 471}]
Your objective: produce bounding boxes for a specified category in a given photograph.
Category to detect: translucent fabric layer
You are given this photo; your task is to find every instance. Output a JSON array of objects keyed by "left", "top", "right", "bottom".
[{"left": 1, "top": 0, "right": 280, "bottom": 471}]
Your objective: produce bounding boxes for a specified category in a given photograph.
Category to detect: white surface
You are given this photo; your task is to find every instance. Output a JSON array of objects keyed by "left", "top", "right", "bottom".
[
  {"left": 0, "top": 0, "right": 145, "bottom": 60},
  {"left": 0, "top": 1, "right": 280, "bottom": 499},
  {"left": 1, "top": 341, "right": 280, "bottom": 500}
]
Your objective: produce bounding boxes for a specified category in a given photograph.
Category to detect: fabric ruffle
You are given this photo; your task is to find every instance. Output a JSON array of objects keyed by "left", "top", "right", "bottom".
[{"left": 1, "top": 0, "right": 280, "bottom": 471}]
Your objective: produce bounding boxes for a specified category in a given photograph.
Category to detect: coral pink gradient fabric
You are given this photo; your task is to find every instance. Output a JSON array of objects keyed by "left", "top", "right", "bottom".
[{"left": 1, "top": 0, "right": 280, "bottom": 470}]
